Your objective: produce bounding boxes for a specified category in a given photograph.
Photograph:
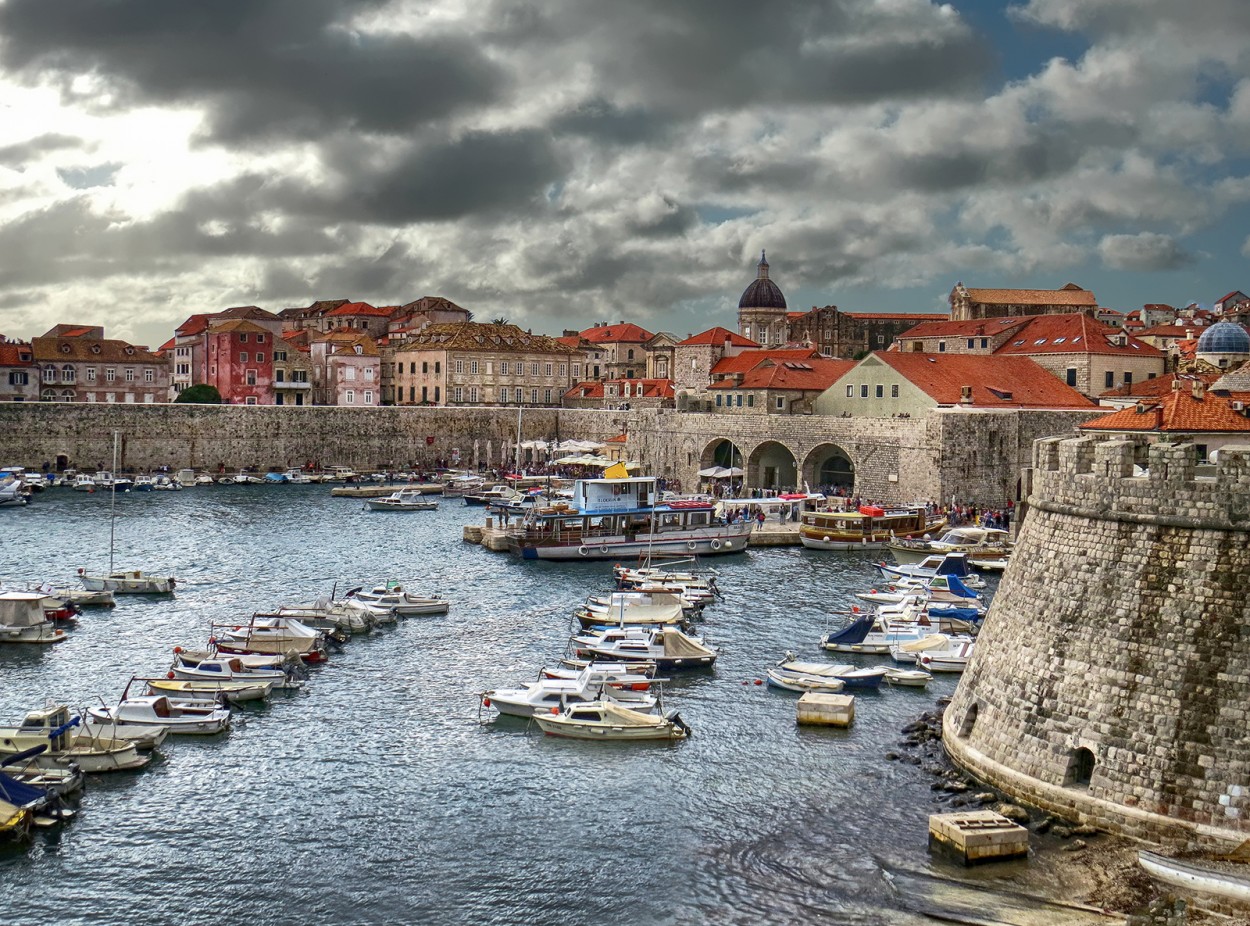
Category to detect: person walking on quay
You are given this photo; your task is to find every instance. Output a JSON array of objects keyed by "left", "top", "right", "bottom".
[{"left": 755, "top": 509, "right": 766, "bottom": 531}]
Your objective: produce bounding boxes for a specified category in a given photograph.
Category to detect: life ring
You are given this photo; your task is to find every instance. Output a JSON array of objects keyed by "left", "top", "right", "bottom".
[
  {"left": 687, "top": 540, "right": 698, "bottom": 550},
  {"left": 578, "top": 546, "right": 589, "bottom": 556},
  {"left": 710, "top": 539, "right": 722, "bottom": 551},
  {"left": 600, "top": 546, "right": 610, "bottom": 554}
]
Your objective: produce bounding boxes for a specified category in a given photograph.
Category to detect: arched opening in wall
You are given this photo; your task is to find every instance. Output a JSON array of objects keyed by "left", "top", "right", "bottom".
[
  {"left": 55, "top": 454, "right": 70, "bottom": 472},
  {"left": 1065, "top": 748, "right": 1096, "bottom": 788},
  {"left": 748, "top": 441, "right": 798, "bottom": 492},
  {"left": 699, "top": 438, "right": 743, "bottom": 471},
  {"left": 958, "top": 704, "right": 979, "bottom": 739},
  {"left": 801, "top": 443, "right": 855, "bottom": 496}
]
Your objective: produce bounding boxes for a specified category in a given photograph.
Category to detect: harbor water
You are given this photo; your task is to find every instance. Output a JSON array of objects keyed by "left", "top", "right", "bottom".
[{"left": 2, "top": 486, "right": 1009, "bottom": 925}]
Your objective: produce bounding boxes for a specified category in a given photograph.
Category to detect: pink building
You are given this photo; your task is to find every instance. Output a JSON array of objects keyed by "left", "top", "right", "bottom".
[{"left": 204, "top": 319, "right": 275, "bottom": 405}]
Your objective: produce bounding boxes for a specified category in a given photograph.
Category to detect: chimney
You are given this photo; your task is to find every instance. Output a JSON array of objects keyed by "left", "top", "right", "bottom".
[
  {"left": 1171, "top": 379, "right": 1183, "bottom": 391},
  {"left": 1192, "top": 380, "right": 1205, "bottom": 400},
  {"left": 960, "top": 385, "right": 974, "bottom": 404}
]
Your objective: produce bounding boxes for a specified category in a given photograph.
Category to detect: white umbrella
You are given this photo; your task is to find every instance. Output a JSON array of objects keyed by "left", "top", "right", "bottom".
[{"left": 698, "top": 466, "right": 727, "bottom": 478}]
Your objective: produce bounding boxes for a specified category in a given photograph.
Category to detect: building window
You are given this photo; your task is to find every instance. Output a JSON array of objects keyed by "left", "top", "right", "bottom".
[
  {"left": 747, "top": 394, "right": 754, "bottom": 407},
  {"left": 43, "top": 366, "right": 56, "bottom": 383},
  {"left": 891, "top": 384, "right": 899, "bottom": 398},
  {"left": 409, "top": 387, "right": 415, "bottom": 402},
  {"left": 966, "top": 339, "right": 975, "bottom": 349},
  {"left": 514, "top": 387, "right": 522, "bottom": 403},
  {"left": 572, "top": 364, "right": 581, "bottom": 378},
  {"left": 544, "top": 388, "right": 552, "bottom": 403},
  {"left": 144, "top": 369, "right": 154, "bottom": 383},
  {"left": 500, "top": 361, "right": 509, "bottom": 375},
  {"left": 61, "top": 365, "right": 75, "bottom": 383},
  {"left": 256, "top": 333, "right": 264, "bottom": 343},
  {"left": 716, "top": 394, "right": 723, "bottom": 407},
  {"left": 453, "top": 386, "right": 463, "bottom": 403},
  {"left": 1124, "top": 372, "right": 1133, "bottom": 385},
  {"left": 938, "top": 341, "right": 946, "bottom": 352},
  {"left": 255, "top": 353, "right": 265, "bottom": 363},
  {"left": 240, "top": 352, "right": 248, "bottom": 363},
  {"left": 775, "top": 397, "right": 784, "bottom": 410},
  {"left": 245, "top": 396, "right": 257, "bottom": 405},
  {"left": 422, "top": 361, "right": 429, "bottom": 374},
  {"left": 125, "top": 368, "right": 135, "bottom": 382},
  {"left": 846, "top": 385, "right": 854, "bottom": 397},
  {"left": 276, "top": 370, "right": 285, "bottom": 383},
  {"left": 529, "top": 388, "right": 538, "bottom": 403},
  {"left": 470, "top": 386, "right": 479, "bottom": 403},
  {"left": 421, "top": 386, "right": 428, "bottom": 403},
  {"left": 239, "top": 333, "right": 248, "bottom": 343},
  {"left": 530, "top": 362, "right": 539, "bottom": 376},
  {"left": 1104, "top": 371, "right": 1114, "bottom": 388},
  {"left": 8, "top": 371, "right": 27, "bottom": 385},
  {"left": 1065, "top": 368, "right": 1077, "bottom": 387},
  {"left": 365, "top": 367, "right": 373, "bottom": 381},
  {"left": 435, "top": 362, "right": 441, "bottom": 374},
  {"left": 1065, "top": 748, "right": 1096, "bottom": 788},
  {"left": 455, "top": 359, "right": 464, "bottom": 374},
  {"left": 980, "top": 338, "right": 988, "bottom": 349},
  {"left": 470, "top": 360, "right": 478, "bottom": 375},
  {"left": 875, "top": 385, "right": 883, "bottom": 398},
  {"left": 545, "top": 362, "right": 553, "bottom": 377},
  {"left": 364, "top": 390, "right": 373, "bottom": 404},
  {"left": 345, "top": 389, "right": 355, "bottom": 404},
  {"left": 860, "top": 385, "right": 868, "bottom": 398},
  {"left": 344, "top": 367, "right": 356, "bottom": 381},
  {"left": 410, "top": 362, "right": 416, "bottom": 374},
  {"left": 558, "top": 363, "right": 566, "bottom": 377},
  {"left": 274, "top": 350, "right": 287, "bottom": 362},
  {"left": 246, "top": 370, "right": 257, "bottom": 385},
  {"left": 87, "top": 368, "right": 97, "bottom": 382},
  {"left": 106, "top": 368, "right": 116, "bottom": 383}
]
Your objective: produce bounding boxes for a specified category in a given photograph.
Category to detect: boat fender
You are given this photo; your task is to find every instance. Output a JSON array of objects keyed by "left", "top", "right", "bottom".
[
  {"left": 166, "top": 672, "right": 175, "bottom": 679},
  {"left": 687, "top": 540, "right": 697, "bottom": 550},
  {"left": 600, "top": 546, "right": 609, "bottom": 554},
  {"left": 173, "top": 646, "right": 183, "bottom": 654},
  {"left": 578, "top": 546, "right": 589, "bottom": 556},
  {"left": 710, "top": 539, "right": 721, "bottom": 551},
  {"left": 77, "top": 567, "right": 84, "bottom": 575},
  {"left": 550, "top": 707, "right": 560, "bottom": 715},
  {"left": 823, "top": 536, "right": 831, "bottom": 543},
  {"left": 482, "top": 697, "right": 491, "bottom": 708}
]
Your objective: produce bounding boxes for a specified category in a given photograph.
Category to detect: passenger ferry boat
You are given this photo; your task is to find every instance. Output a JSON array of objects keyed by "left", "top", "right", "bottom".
[
  {"left": 798, "top": 505, "right": 946, "bottom": 551},
  {"left": 506, "top": 476, "right": 753, "bottom": 561}
]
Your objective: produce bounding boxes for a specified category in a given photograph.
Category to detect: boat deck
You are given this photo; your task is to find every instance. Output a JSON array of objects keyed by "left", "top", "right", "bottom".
[{"left": 463, "top": 518, "right": 801, "bottom": 551}]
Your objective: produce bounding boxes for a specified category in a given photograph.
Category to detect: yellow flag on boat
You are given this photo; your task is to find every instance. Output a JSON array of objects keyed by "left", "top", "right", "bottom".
[{"left": 603, "top": 462, "right": 630, "bottom": 479}]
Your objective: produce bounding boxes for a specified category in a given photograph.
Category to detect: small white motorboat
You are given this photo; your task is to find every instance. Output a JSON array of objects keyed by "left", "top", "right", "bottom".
[
  {"left": 80, "top": 716, "right": 169, "bottom": 750},
  {"left": 0, "top": 705, "right": 149, "bottom": 773},
  {"left": 344, "top": 585, "right": 449, "bottom": 616},
  {"left": 171, "top": 654, "right": 304, "bottom": 690},
  {"left": 574, "top": 625, "right": 717, "bottom": 670},
  {"left": 76, "top": 568, "right": 176, "bottom": 595},
  {"left": 774, "top": 655, "right": 887, "bottom": 690},
  {"left": 213, "top": 615, "right": 328, "bottom": 663},
  {"left": 765, "top": 666, "right": 844, "bottom": 693},
  {"left": 143, "top": 676, "right": 273, "bottom": 704},
  {"left": 898, "top": 634, "right": 976, "bottom": 673},
  {"left": 365, "top": 487, "right": 439, "bottom": 511},
  {"left": 0, "top": 592, "right": 69, "bottom": 645},
  {"left": 532, "top": 701, "right": 690, "bottom": 742},
  {"left": 88, "top": 695, "right": 231, "bottom": 736},
  {"left": 483, "top": 665, "right": 658, "bottom": 718},
  {"left": 883, "top": 667, "right": 932, "bottom": 688}
]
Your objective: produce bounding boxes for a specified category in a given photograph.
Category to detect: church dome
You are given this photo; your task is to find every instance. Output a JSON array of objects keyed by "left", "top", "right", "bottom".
[
  {"left": 1197, "top": 321, "right": 1250, "bottom": 355},
  {"left": 738, "top": 251, "right": 787, "bottom": 310}
]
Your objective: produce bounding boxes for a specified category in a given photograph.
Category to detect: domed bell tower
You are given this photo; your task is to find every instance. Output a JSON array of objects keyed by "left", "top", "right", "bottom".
[{"left": 737, "top": 251, "right": 788, "bottom": 346}]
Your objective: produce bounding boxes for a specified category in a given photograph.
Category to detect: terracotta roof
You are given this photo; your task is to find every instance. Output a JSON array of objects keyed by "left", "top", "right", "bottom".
[
  {"left": 215, "top": 305, "right": 281, "bottom": 321},
  {"left": 331, "top": 335, "right": 380, "bottom": 357},
  {"left": 898, "top": 317, "right": 1031, "bottom": 340},
  {"left": 326, "top": 301, "right": 393, "bottom": 318},
  {"left": 578, "top": 323, "right": 654, "bottom": 344},
  {"left": 993, "top": 315, "right": 1163, "bottom": 358},
  {"left": 710, "top": 358, "right": 854, "bottom": 391},
  {"left": 155, "top": 337, "right": 175, "bottom": 355},
  {"left": 564, "top": 379, "right": 674, "bottom": 400},
  {"left": 556, "top": 335, "right": 588, "bottom": 349},
  {"left": 175, "top": 314, "right": 213, "bottom": 337},
  {"left": 208, "top": 319, "right": 270, "bottom": 335},
  {"left": 398, "top": 322, "right": 578, "bottom": 354},
  {"left": 843, "top": 312, "right": 948, "bottom": 322},
  {"left": 0, "top": 342, "right": 34, "bottom": 365},
  {"left": 709, "top": 348, "right": 823, "bottom": 377},
  {"left": 963, "top": 287, "right": 1097, "bottom": 307},
  {"left": 678, "top": 327, "right": 760, "bottom": 348},
  {"left": 1217, "top": 292, "right": 1247, "bottom": 305},
  {"left": 1136, "top": 324, "right": 1197, "bottom": 338},
  {"left": 30, "top": 336, "right": 166, "bottom": 365},
  {"left": 869, "top": 352, "right": 1096, "bottom": 408},
  {"left": 1099, "top": 372, "right": 1220, "bottom": 400},
  {"left": 1080, "top": 388, "right": 1250, "bottom": 433},
  {"left": 1211, "top": 361, "right": 1250, "bottom": 393}
]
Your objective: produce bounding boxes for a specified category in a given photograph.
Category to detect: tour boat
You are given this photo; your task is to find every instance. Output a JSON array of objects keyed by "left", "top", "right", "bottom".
[
  {"left": 0, "top": 592, "right": 68, "bottom": 645},
  {"left": 365, "top": 487, "right": 439, "bottom": 512},
  {"left": 0, "top": 705, "right": 149, "bottom": 773},
  {"left": 798, "top": 505, "right": 946, "bottom": 551},
  {"left": 344, "top": 585, "right": 449, "bottom": 616},
  {"left": 532, "top": 701, "right": 690, "bottom": 742},
  {"left": 886, "top": 527, "right": 1012, "bottom": 566},
  {"left": 482, "top": 664, "right": 658, "bottom": 718},
  {"left": 88, "top": 695, "right": 231, "bottom": 736},
  {"left": 507, "top": 476, "right": 752, "bottom": 561}
]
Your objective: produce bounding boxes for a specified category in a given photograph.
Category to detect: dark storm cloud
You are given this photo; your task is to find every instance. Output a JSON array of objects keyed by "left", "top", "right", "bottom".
[
  {"left": 0, "top": 133, "right": 84, "bottom": 168},
  {"left": 0, "top": 0, "right": 504, "bottom": 143},
  {"left": 485, "top": 0, "right": 994, "bottom": 111},
  {"left": 550, "top": 100, "right": 676, "bottom": 146},
  {"left": 1098, "top": 233, "right": 1196, "bottom": 271}
]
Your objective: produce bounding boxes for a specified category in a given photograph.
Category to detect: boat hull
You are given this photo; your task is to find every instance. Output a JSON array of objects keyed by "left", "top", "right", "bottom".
[
  {"left": 1138, "top": 851, "right": 1250, "bottom": 903},
  {"left": 532, "top": 717, "right": 685, "bottom": 741},
  {"left": 78, "top": 574, "right": 175, "bottom": 595},
  {"left": 515, "top": 531, "right": 750, "bottom": 561}
]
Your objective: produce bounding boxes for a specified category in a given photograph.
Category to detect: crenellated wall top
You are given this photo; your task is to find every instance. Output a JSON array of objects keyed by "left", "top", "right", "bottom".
[{"left": 1030, "top": 436, "right": 1250, "bottom": 531}]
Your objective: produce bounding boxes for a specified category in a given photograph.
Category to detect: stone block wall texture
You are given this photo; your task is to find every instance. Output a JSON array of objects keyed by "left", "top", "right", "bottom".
[
  {"left": 944, "top": 435, "right": 1250, "bottom": 844},
  {"left": 0, "top": 403, "right": 1089, "bottom": 508}
]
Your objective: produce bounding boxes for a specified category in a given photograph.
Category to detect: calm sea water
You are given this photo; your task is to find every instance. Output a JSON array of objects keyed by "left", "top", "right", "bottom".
[{"left": 1, "top": 486, "right": 1005, "bottom": 925}]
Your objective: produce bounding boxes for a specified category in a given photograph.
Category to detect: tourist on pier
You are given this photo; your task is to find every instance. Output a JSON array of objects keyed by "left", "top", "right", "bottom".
[{"left": 755, "top": 510, "right": 765, "bottom": 531}]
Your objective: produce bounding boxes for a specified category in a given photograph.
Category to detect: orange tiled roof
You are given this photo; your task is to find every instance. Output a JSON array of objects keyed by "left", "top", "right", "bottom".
[
  {"left": 30, "top": 336, "right": 165, "bottom": 365},
  {"left": 564, "top": 379, "right": 674, "bottom": 400},
  {"left": 0, "top": 342, "right": 34, "bottom": 365},
  {"left": 555, "top": 335, "right": 587, "bottom": 349},
  {"left": 678, "top": 327, "right": 759, "bottom": 348},
  {"left": 964, "top": 286, "right": 1097, "bottom": 307},
  {"left": 710, "top": 358, "right": 854, "bottom": 391},
  {"left": 326, "top": 301, "right": 393, "bottom": 318},
  {"left": 175, "top": 313, "right": 213, "bottom": 337},
  {"left": 208, "top": 319, "right": 270, "bottom": 335},
  {"left": 994, "top": 314, "right": 1163, "bottom": 358},
  {"left": 331, "top": 336, "right": 380, "bottom": 357},
  {"left": 1137, "top": 323, "right": 1198, "bottom": 338},
  {"left": 870, "top": 352, "right": 1096, "bottom": 408},
  {"left": 709, "top": 348, "right": 822, "bottom": 377},
  {"left": 579, "top": 323, "right": 654, "bottom": 344},
  {"left": 1099, "top": 372, "right": 1220, "bottom": 400},
  {"left": 898, "top": 317, "right": 1031, "bottom": 340},
  {"left": 1080, "top": 388, "right": 1250, "bottom": 433}
]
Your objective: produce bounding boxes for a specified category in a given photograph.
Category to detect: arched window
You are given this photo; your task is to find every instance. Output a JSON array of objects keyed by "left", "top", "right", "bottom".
[
  {"left": 61, "top": 364, "right": 76, "bottom": 383},
  {"left": 43, "top": 365, "right": 57, "bottom": 383},
  {"left": 627, "top": 349, "right": 634, "bottom": 360}
]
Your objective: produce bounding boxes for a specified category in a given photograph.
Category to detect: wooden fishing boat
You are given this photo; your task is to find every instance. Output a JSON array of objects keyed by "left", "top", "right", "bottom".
[{"left": 799, "top": 505, "right": 946, "bottom": 551}]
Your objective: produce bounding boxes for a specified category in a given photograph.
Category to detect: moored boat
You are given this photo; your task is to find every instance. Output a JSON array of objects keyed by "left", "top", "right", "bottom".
[
  {"left": 143, "top": 676, "right": 273, "bottom": 703},
  {"left": 0, "top": 705, "right": 149, "bottom": 773},
  {"left": 532, "top": 701, "right": 690, "bottom": 741},
  {"left": 88, "top": 695, "right": 231, "bottom": 736},
  {"left": 1138, "top": 850, "right": 1250, "bottom": 903},
  {"left": 482, "top": 664, "right": 658, "bottom": 718},
  {"left": 344, "top": 585, "right": 449, "bottom": 616},
  {"left": 365, "top": 487, "right": 439, "bottom": 512},
  {"left": 76, "top": 567, "right": 176, "bottom": 595},
  {"left": 799, "top": 505, "right": 946, "bottom": 551},
  {"left": 0, "top": 592, "right": 68, "bottom": 644},
  {"left": 886, "top": 526, "right": 1012, "bottom": 566}
]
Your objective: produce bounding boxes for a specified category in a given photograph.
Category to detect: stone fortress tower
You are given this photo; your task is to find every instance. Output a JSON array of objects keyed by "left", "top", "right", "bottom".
[
  {"left": 737, "top": 251, "right": 788, "bottom": 347},
  {"left": 943, "top": 435, "right": 1250, "bottom": 844}
]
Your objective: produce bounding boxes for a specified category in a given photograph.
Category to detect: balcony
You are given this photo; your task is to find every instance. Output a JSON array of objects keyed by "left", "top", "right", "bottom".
[{"left": 274, "top": 380, "right": 312, "bottom": 390}]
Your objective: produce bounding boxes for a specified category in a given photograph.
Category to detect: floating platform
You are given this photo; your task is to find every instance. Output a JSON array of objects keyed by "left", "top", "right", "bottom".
[
  {"left": 796, "top": 692, "right": 855, "bottom": 727},
  {"left": 928, "top": 811, "right": 1029, "bottom": 865}
]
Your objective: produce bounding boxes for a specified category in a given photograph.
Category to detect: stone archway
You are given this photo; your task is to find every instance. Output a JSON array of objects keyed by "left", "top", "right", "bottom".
[
  {"left": 802, "top": 442, "right": 856, "bottom": 494},
  {"left": 747, "top": 440, "right": 798, "bottom": 492},
  {"left": 698, "top": 438, "right": 744, "bottom": 470}
]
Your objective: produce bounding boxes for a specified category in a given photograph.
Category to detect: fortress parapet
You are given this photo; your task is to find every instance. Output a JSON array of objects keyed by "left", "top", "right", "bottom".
[{"left": 945, "top": 436, "right": 1250, "bottom": 845}]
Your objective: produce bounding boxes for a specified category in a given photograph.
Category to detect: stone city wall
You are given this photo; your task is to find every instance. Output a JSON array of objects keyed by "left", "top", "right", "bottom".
[
  {"left": 0, "top": 403, "right": 1088, "bottom": 507},
  {"left": 944, "top": 436, "right": 1250, "bottom": 844}
]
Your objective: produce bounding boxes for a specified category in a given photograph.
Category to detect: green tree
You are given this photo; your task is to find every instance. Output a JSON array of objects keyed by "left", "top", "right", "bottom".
[
  {"left": 174, "top": 384, "right": 223, "bottom": 404},
  {"left": 491, "top": 316, "right": 510, "bottom": 326}
]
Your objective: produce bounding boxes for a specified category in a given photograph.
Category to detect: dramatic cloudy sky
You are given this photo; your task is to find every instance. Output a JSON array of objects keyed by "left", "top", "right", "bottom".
[{"left": 0, "top": 0, "right": 1247, "bottom": 347}]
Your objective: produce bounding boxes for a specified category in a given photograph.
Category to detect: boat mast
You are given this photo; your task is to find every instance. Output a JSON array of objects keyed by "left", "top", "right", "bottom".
[
  {"left": 109, "top": 430, "right": 118, "bottom": 575},
  {"left": 514, "top": 404, "right": 522, "bottom": 475}
]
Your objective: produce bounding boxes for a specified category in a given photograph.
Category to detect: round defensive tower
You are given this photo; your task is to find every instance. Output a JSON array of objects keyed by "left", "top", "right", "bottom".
[{"left": 943, "top": 435, "right": 1250, "bottom": 844}]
